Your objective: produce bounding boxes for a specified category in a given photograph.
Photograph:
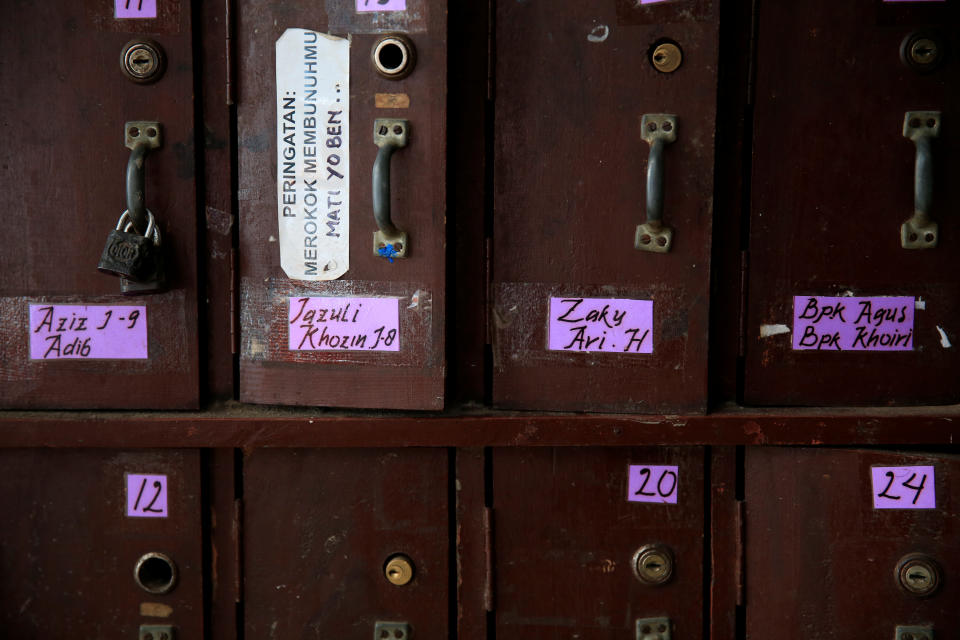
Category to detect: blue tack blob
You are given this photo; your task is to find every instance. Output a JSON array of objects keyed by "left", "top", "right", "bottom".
[{"left": 377, "top": 245, "right": 399, "bottom": 263}]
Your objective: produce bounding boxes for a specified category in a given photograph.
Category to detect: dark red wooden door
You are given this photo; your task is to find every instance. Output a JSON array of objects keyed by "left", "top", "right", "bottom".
[
  {"left": 0, "top": 1, "right": 199, "bottom": 409},
  {"left": 744, "top": 0, "right": 960, "bottom": 405},
  {"left": 243, "top": 449, "right": 450, "bottom": 638},
  {"left": 746, "top": 447, "right": 960, "bottom": 639},
  {"left": 492, "top": 447, "right": 705, "bottom": 638},
  {"left": 491, "top": 1, "right": 719, "bottom": 413},
  {"left": 237, "top": 0, "right": 448, "bottom": 409},
  {"left": 0, "top": 449, "right": 204, "bottom": 637}
]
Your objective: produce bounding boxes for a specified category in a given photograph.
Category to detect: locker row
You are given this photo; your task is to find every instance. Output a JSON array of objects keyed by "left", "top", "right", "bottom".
[
  {"left": 1, "top": 0, "right": 957, "bottom": 412},
  {"left": 1, "top": 446, "right": 956, "bottom": 639}
]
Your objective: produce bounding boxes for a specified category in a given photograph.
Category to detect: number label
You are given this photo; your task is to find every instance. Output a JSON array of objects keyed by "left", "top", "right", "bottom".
[
  {"left": 356, "top": 0, "right": 407, "bottom": 12},
  {"left": 627, "top": 465, "right": 679, "bottom": 504},
  {"left": 115, "top": 0, "right": 158, "bottom": 18},
  {"left": 126, "top": 474, "right": 168, "bottom": 518},
  {"left": 872, "top": 466, "right": 936, "bottom": 509}
]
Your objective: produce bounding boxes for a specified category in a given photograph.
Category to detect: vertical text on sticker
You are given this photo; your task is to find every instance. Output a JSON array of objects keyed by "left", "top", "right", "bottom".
[
  {"left": 872, "top": 466, "right": 936, "bottom": 509},
  {"left": 289, "top": 296, "right": 400, "bottom": 351},
  {"left": 29, "top": 304, "right": 148, "bottom": 360},
  {"left": 627, "top": 465, "right": 679, "bottom": 504},
  {"left": 548, "top": 297, "right": 654, "bottom": 353},
  {"left": 792, "top": 296, "right": 914, "bottom": 351},
  {"left": 127, "top": 474, "right": 169, "bottom": 518}
]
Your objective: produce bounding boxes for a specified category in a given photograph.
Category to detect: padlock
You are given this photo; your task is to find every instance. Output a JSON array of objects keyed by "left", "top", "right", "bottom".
[
  {"left": 120, "top": 215, "right": 165, "bottom": 295},
  {"left": 97, "top": 210, "right": 162, "bottom": 283}
]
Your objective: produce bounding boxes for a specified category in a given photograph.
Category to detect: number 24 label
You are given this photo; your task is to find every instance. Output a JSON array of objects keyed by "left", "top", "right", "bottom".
[
  {"left": 126, "top": 474, "right": 168, "bottom": 518},
  {"left": 872, "top": 466, "right": 936, "bottom": 509},
  {"left": 627, "top": 465, "right": 679, "bottom": 504}
]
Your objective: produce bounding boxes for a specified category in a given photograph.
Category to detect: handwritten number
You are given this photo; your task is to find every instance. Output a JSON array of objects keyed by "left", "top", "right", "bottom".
[
  {"left": 127, "top": 309, "right": 140, "bottom": 329},
  {"left": 96, "top": 310, "right": 112, "bottom": 330},
  {"left": 877, "top": 471, "right": 900, "bottom": 500},
  {"left": 142, "top": 481, "right": 164, "bottom": 512},
  {"left": 133, "top": 477, "right": 147, "bottom": 510},
  {"left": 635, "top": 468, "right": 655, "bottom": 496},
  {"left": 657, "top": 470, "right": 678, "bottom": 498},
  {"left": 903, "top": 473, "right": 927, "bottom": 505}
]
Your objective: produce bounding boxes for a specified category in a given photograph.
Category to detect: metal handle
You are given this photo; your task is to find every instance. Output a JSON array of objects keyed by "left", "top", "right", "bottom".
[
  {"left": 124, "top": 122, "right": 162, "bottom": 234},
  {"left": 901, "top": 111, "right": 940, "bottom": 249},
  {"left": 636, "top": 114, "right": 677, "bottom": 253},
  {"left": 372, "top": 118, "right": 409, "bottom": 259}
]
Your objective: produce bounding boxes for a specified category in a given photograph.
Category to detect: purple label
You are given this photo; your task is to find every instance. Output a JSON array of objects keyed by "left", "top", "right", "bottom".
[
  {"left": 356, "top": 0, "right": 407, "bottom": 12},
  {"left": 126, "top": 474, "right": 168, "bottom": 518},
  {"left": 872, "top": 466, "right": 936, "bottom": 509},
  {"left": 289, "top": 297, "right": 400, "bottom": 351},
  {"left": 792, "top": 296, "right": 914, "bottom": 351},
  {"left": 115, "top": 0, "right": 158, "bottom": 18},
  {"left": 29, "top": 305, "right": 148, "bottom": 360},
  {"left": 548, "top": 297, "right": 653, "bottom": 354},
  {"left": 627, "top": 465, "right": 679, "bottom": 504}
]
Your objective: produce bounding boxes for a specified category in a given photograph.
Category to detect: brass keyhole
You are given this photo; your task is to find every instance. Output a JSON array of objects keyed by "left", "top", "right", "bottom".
[
  {"left": 895, "top": 553, "right": 941, "bottom": 597},
  {"left": 632, "top": 544, "right": 675, "bottom": 586},
  {"left": 910, "top": 39, "right": 938, "bottom": 65},
  {"left": 121, "top": 39, "right": 166, "bottom": 83},
  {"left": 384, "top": 554, "right": 415, "bottom": 586},
  {"left": 650, "top": 42, "right": 682, "bottom": 73}
]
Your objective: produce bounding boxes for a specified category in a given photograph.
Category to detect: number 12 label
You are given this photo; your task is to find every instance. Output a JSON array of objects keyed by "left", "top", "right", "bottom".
[
  {"left": 127, "top": 474, "right": 168, "bottom": 518},
  {"left": 627, "top": 465, "right": 679, "bottom": 504},
  {"left": 872, "top": 466, "right": 936, "bottom": 509}
]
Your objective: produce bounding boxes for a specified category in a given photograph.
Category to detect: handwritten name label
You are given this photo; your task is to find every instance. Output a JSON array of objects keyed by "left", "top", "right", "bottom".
[
  {"left": 29, "top": 304, "right": 148, "bottom": 360},
  {"left": 872, "top": 466, "right": 935, "bottom": 509},
  {"left": 792, "top": 296, "right": 914, "bottom": 351},
  {"left": 627, "top": 465, "right": 679, "bottom": 504},
  {"left": 357, "top": 0, "right": 407, "bottom": 11},
  {"left": 548, "top": 297, "right": 653, "bottom": 354},
  {"left": 127, "top": 474, "right": 168, "bottom": 518},
  {"left": 116, "top": 0, "right": 158, "bottom": 18},
  {"left": 289, "top": 296, "right": 400, "bottom": 351}
]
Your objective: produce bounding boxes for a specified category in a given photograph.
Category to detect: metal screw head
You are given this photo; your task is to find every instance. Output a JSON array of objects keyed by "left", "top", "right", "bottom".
[
  {"left": 121, "top": 39, "right": 166, "bottom": 83},
  {"left": 895, "top": 553, "right": 942, "bottom": 597},
  {"left": 651, "top": 42, "right": 682, "bottom": 73},
  {"left": 632, "top": 544, "right": 674, "bottom": 586},
  {"left": 384, "top": 554, "right": 415, "bottom": 586}
]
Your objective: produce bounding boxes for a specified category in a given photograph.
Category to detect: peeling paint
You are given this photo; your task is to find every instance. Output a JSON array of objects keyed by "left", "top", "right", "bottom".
[
  {"left": 587, "top": 24, "right": 609, "bottom": 43},
  {"left": 915, "top": 297, "right": 926, "bottom": 310},
  {"left": 760, "top": 324, "right": 790, "bottom": 338},
  {"left": 936, "top": 326, "right": 952, "bottom": 348}
]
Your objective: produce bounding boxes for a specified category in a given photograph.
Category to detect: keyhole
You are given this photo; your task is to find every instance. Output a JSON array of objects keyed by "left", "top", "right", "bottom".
[{"left": 909, "top": 571, "right": 928, "bottom": 583}]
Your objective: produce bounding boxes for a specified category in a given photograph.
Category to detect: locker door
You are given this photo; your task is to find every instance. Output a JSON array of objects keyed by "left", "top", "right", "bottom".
[
  {"left": 243, "top": 449, "right": 450, "bottom": 638},
  {"left": 0, "top": 449, "right": 204, "bottom": 637},
  {"left": 238, "top": 1, "right": 448, "bottom": 409},
  {"left": 746, "top": 448, "right": 960, "bottom": 639},
  {"left": 744, "top": 1, "right": 960, "bottom": 405},
  {"left": 492, "top": 447, "right": 705, "bottom": 638},
  {"left": 0, "top": 1, "right": 200, "bottom": 409},
  {"left": 491, "top": 2, "right": 719, "bottom": 413}
]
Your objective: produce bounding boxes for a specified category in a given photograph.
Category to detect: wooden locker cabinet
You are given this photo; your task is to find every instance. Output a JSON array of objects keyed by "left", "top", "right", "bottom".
[
  {"left": 0, "top": 449, "right": 204, "bottom": 638},
  {"left": 243, "top": 449, "right": 450, "bottom": 639},
  {"left": 746, "top": 447, "right": 960, "bottom": 639},
  {"left": 744, "top": 0, "right": 960, "bottom": 406},
  {"left": 0, "top": 1, "right": 201, "bottom": 409},
  {"left": 491, "top": 0, "right": 720, "bottom": 413},
  {"left": 237, "top": 0, "right": 448, "bottom": 410}
]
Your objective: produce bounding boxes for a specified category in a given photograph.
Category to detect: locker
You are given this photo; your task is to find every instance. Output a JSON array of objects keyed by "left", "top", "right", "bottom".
[
  {"left": 744, "top": 0, "right": 960, "bottom": 405},
  {"left": 0, "top": 449, "right": 204, "bottom": 637},
  {"left": 492, "top": 447, "right": 706, "bottom": 638},
  {"left": 237, "top": 0, "right": 448, "bottom": 409},
  {"left": 0, "top": 1, "right": 200, "bottom": 409},
  {"left": 746, "top": 447, "right": 960, "bottom": 639},
  {"left": 490, "top": 1, "right": 720, "bottom": 413},
  {"left": 243, "top": 449, "right": 450, "bottom": 638}
]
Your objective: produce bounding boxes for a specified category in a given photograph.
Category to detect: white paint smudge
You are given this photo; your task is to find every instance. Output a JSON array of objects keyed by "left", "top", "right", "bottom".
[
  {"left": 915, "top": 297, "right": 926, "bottom": 310},
  {"left": 760, "top": 324, "right": 791, "bottom": 338},
  {"left": 269, "top": 235, "right": 277, "bottom": 242},
  {"left": 936, "top": 326, "right": 952, "bottom": 348},
  {"left": 587, "top": 25, "right": 609, "bottom": 43}
]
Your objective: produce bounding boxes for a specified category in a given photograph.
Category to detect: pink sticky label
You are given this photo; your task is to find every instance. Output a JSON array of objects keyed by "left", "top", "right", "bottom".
[
  {"left": 29, "top": 305, "right": 148, "bottom": 360},
  {"left": 792, "top": 296, "right": 914, "bottom": 351},
  {"left": 289, "top": 297, "right": 400, "bottom": 351},
  {"left": 356, "top": 0, "right": 407, "bottom": 12},
  {"left": 872, "top": 466, "right": 936, "bottom": 509},
  {"left": 115, "top": 0, "right": 158, "bottom": 18},
  {"left": 627, "top": 465, "right": 679, "bottom": 504},
  {"left": 126, "top": 474, "right": 168, "bottom": 518},
  {"left": 548, "top": 297, "right": 653, "bottom": 353}
]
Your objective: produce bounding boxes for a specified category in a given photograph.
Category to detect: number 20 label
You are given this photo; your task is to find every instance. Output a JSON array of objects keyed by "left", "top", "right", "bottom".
[
  {"left": 126, "top": 474, "right": 168, "bottom": 518},
  {"left": 627, "top": 465, "right": 679, "bottom": 504},
  {"left": 872, "top": 466, "right": 936, "bottom": 509}
]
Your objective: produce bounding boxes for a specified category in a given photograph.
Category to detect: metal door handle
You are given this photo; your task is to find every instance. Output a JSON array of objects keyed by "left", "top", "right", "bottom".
[
  {"left": 901, "top": 111, "right": 940, "bottom": 249},
  {"left": 124, "top": 122, "right": 162, "bottom": 235},
  {"left": 373, "top": 118, "right": 409, "bottom": 260},
  {"left": 636, "top": 114, "right": 677, "bottom": 253}
]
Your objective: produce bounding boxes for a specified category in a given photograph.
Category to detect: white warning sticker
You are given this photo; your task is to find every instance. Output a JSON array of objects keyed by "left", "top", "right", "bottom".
[{"left": 276, "top": 29, "right": 350, "bottom": 280}]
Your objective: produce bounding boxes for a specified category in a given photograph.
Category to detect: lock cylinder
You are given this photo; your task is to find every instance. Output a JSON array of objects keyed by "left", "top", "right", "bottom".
[
  {"left": 134, "top": 552, "right": 178, "bottom": 595},
  {"left": 372, "top": 35, "right": 416, "bottom": 79}
]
